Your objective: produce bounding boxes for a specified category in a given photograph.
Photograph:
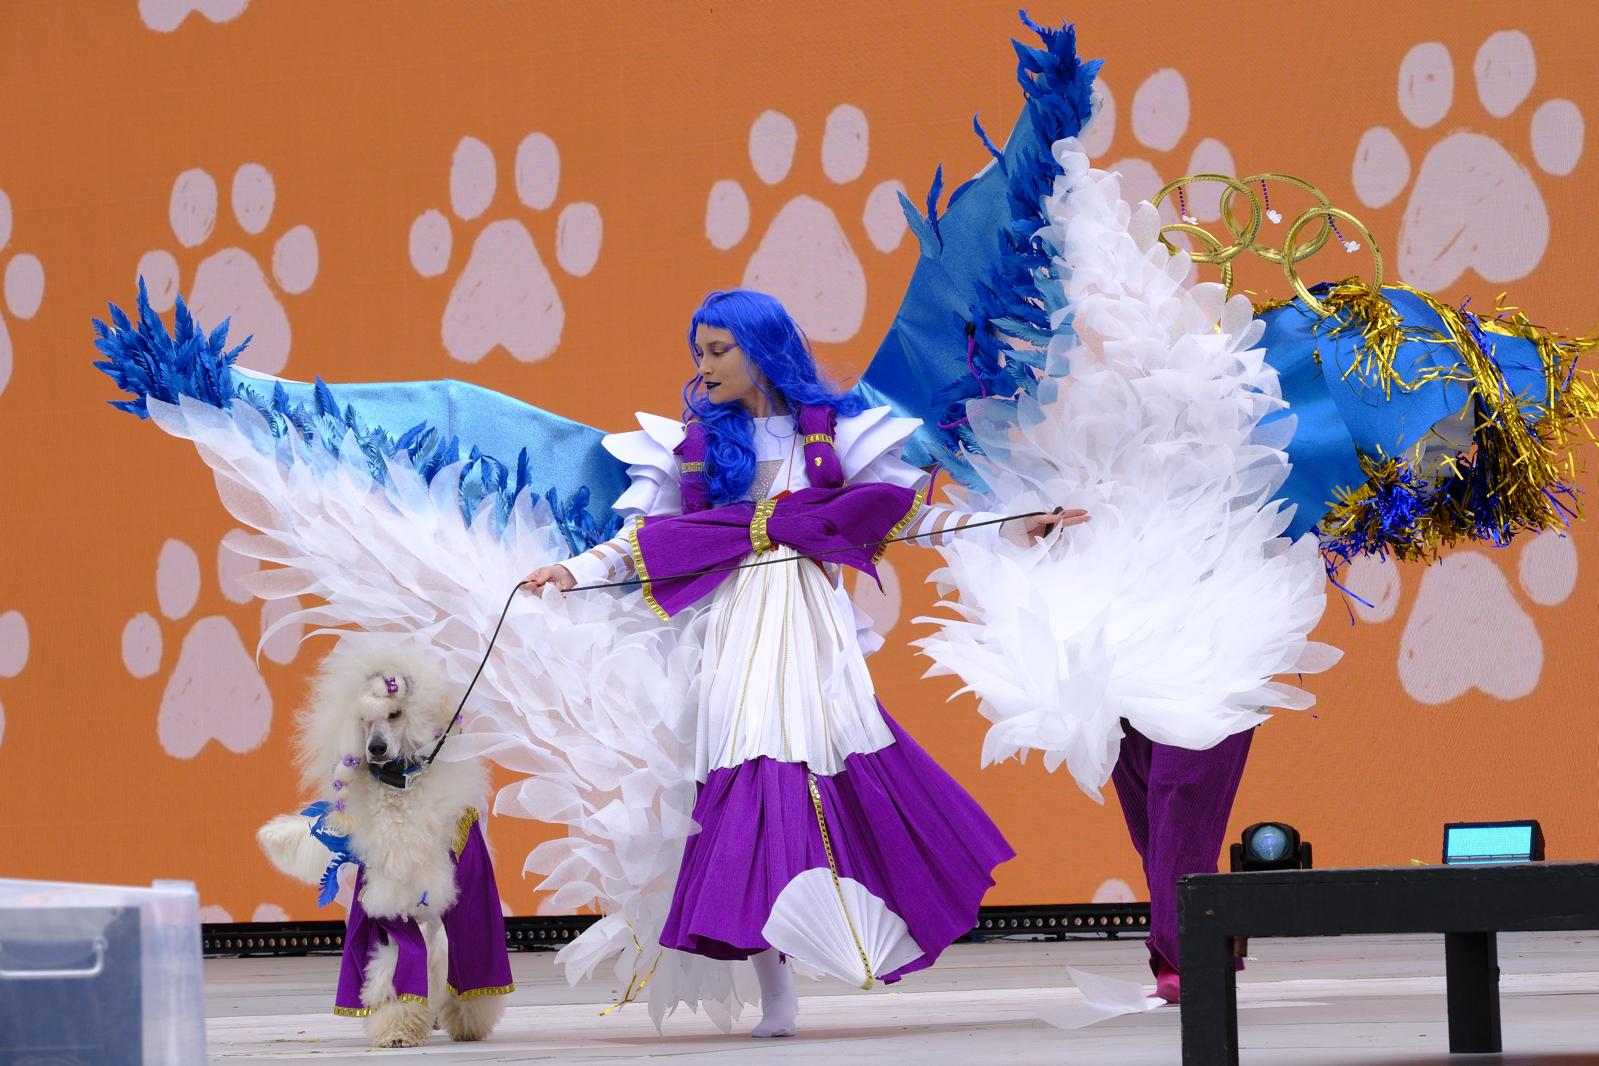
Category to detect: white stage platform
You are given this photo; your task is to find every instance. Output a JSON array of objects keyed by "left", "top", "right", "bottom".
[{"left": 205, "top": 932, "right": 1599, "bottom": 1064}]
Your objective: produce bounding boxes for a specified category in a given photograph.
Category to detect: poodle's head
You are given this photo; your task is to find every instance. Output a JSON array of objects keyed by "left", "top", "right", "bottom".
[{"left": 296, "top": 634, "right": 456, "bottom": 793}]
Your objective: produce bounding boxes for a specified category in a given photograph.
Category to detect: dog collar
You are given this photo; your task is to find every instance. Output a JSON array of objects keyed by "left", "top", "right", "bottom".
[{"left": 370, "top": 759, "right": 426, "bottom": 789}]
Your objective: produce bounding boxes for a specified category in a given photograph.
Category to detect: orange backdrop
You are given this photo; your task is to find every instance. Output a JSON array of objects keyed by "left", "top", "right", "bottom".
[{"left": 0, "top": 1, "right": 1594, "bottom": 924}]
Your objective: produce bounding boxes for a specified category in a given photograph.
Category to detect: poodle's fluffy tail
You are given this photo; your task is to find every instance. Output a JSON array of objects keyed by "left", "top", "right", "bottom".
[{"left": 257, "top": 813, "right": 335, "bottom": 885}]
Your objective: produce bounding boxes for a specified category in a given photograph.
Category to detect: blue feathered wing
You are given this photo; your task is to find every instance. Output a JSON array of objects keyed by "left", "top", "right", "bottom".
[{"left": 859, "top": 12, "right": 1596, "bottom": 560}]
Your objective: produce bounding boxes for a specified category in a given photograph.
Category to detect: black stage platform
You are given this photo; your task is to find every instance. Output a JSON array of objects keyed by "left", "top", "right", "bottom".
[{"left": 1179, "top": 861, "right": 1599, "bottom": 1065}]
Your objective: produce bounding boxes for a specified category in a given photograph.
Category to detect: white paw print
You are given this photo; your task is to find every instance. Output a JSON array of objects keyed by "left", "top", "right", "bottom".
[
  {"left": 1341, "top": 531, "right": 1577, "bottom": 704},
  {"left": 138, "top": 0, "right": 249, "bottom": 32},
  {"left": 705, "top": 106, "right": 908, "bottom": 346},
  {"left": 0, "top": 610, "right": 29, "bottom": 755},
  {"left": 199, "top": 901, "right": 309, "bottom": 924},
  {"left": 0, "top": 188, "right": 47, "bottom": 400},
  {"left": 409, "top": 134, "right": 602, "bottom": 365},
  {"left": 120, "top": 531, "right": 305, "bottom": 758},
  {"left": 1077, "top": 71, "right": 1236, "bottom": 227},
  {"left": 1092, "top": 878, "right": 1137, "bottom": 904},
  {"left": 137, "top": 164, "right": 319, "bottom": 376},
  {"left": 1352, "top": 31, "right": 1584, "bottom": 290}
]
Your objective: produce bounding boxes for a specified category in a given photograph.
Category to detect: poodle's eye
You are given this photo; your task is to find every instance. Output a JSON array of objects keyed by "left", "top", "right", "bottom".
[{"left": 387, "top": 709, "right": 402, "bottom": 721}]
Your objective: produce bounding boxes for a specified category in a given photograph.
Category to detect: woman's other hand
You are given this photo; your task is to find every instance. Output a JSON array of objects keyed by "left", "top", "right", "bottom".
[
  {"left": 523, "top": 564, "right": 577, "bottom": 594},
  {"left": 1013, "top": 507, "right": 1089, "bottom": 543}
]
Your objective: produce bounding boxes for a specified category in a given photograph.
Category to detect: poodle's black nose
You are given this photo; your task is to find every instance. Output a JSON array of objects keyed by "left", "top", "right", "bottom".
[{"left": 367, "top": 736, "right": 389, "bottom": 759}]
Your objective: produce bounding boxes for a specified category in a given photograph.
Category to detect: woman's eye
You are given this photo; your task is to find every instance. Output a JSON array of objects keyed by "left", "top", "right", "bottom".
[{"left": 387, "top": 709, "right": 402, "bottom": 721}]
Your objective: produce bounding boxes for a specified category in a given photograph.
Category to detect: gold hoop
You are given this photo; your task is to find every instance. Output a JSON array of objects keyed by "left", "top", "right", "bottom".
[
  {"left": 1222, "top": 173, "right": 1334, "bottom": 265},
  {"left": 1151, "top": 174, "right": 1259, "bottom": 264},
  {"left": 1283, "top": 207, "right": 1385, "bottom": 316},
  {"left": 1156, "top": 223, "right": 1234, "bottom": 295}
]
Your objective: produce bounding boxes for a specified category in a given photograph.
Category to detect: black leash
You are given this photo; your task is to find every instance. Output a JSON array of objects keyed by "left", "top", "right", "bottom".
[
  {"left": 375, "top": 580, "right": 527, "bottom": 789},
  {"left": 565, "top": 508, "right": 1061, "bottom": 594},
  {"left": 382, "top": 506, "right": 1063, "bottom": 787}
]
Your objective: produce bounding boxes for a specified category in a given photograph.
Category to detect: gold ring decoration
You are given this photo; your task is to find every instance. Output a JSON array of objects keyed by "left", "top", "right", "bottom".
[
  {"left": 1283, "top": 206, "right": 1383, "bottom": 317},
  {"left": 1152, "top": 170, "right": 1382, "bottom": 316},
  {"left": 1152, "top": 173, "right": 1259, "bottom": 264},
  {"left": 1160, "top": 223, "right": 1234, "bottom": 294},
  {"left": 1220, "top": 173, "right": 1334, "bottom": 265}
]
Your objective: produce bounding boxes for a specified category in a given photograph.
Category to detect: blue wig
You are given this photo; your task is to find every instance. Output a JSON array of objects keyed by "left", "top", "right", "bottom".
[{"left": 682, "top": 289, "right": 866, "bottom": 506}]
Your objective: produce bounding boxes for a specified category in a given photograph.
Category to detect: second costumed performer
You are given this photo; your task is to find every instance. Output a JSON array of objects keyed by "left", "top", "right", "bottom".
[{"left": 526, "top": 288, "right": 1081, "bottom": 1037}]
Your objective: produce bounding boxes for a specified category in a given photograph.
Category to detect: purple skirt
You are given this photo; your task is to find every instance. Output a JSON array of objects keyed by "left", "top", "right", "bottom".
[{"left": 659, "top": 705, "right": 1013, "bottom": 983}]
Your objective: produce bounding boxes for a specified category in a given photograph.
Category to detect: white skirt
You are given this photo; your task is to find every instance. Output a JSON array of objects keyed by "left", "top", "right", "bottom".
[{"left": 694, "top": 547, "right": 894, "bottom": 780}]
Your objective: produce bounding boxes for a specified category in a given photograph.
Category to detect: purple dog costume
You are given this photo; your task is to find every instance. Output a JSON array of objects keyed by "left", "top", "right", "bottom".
[{"left": 333, "top": 808, "right": 514, "bottom": 1016}]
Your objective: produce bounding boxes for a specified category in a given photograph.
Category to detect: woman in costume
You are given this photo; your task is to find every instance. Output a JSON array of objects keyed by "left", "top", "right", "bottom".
[
  {"left": 525, "top": 288, "right": 1077, "bottom": 1036},
  {"left": 91, "top": 10, "right": 1593, "bottom": 1030}
]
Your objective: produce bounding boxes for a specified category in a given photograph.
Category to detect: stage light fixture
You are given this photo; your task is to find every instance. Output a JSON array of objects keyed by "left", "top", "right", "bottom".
[
  {"left": 1442, "top": 820, "right": 1544, "bottom": 865},
  {"left": 1229, "top": 821, "right": 1312, "bottom": 872}
]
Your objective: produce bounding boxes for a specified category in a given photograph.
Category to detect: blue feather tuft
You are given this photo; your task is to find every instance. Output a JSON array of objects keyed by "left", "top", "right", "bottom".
[
  {"left": 861, "top": 14, "right": 1102, "bottom": 488},
  {"left": 301, "top": 800, "right": 356, "bottom": 908},
  {"left": 971, "top": 115, "right": 1006, "bottom": 167},
  {"left": 91, "top": 286, "right": 622, "bottom": 549}
]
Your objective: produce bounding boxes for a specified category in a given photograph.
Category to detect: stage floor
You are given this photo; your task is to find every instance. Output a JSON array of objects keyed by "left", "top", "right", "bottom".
[{"left": 205, "top": 931, "right": 1599, "bottom": 1064}]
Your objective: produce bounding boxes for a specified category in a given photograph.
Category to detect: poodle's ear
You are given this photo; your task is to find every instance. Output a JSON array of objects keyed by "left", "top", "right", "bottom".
[{"left": 295, "top": 681, "right": 370, "bottom": 796}]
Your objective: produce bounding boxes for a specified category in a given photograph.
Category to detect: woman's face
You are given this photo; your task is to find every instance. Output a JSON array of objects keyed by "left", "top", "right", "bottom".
[{"left": 693, "top": 324, "right": 770, "bottom": 414}]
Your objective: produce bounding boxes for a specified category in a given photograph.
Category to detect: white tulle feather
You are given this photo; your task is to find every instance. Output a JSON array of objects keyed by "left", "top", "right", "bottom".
[{"left": 914, "top": 142, "right": 1341, "bottom": 801}]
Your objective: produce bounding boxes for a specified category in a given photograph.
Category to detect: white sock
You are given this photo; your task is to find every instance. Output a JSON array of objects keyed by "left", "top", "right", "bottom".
[{"left": 750, "top": 949, "right": 798, "bottom": 1038}]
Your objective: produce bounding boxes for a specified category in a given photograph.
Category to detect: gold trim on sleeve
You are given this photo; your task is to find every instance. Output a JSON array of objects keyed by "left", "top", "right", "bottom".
[
  {"left": 627, "top": 518, "right": 669, "bottom": 622},
  {"left": 333, "top": 993, "right": 428, "bottom": 1017},
  {"left": 448, "top": 981, "right": 516, "bottom": 1000},
  {"left": 802, "top": 433, "right": 834, "bottom": 445},
  {"left": 873, "top": 483, "right": 928, "bottom": 563},
  {"left": 681, "top": 461, "right": 704, "bottom": 473}
]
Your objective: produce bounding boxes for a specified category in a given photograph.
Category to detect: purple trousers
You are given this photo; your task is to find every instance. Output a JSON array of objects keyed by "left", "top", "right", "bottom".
[
  {"left": 1111, "top": 722, "right": 1253, "bottom": 975},
  {"left": 333, "top": 811, "right": 514, "bottom": 1016}
]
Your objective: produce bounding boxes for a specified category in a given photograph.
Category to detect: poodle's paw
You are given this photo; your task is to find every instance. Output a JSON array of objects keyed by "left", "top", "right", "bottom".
[
  {"left": 366, "top": 997, "right": 430, "bottom": 1048},
  {"left": 440, "top": 992, "right": 507, "bottom": 1042},
  {"left": 256, "top": 813, "right": 331, "bottom": 884}
]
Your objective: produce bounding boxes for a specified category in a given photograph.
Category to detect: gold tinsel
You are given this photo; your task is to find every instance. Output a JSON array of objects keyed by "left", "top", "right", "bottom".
[{"left": 1308, "top": 284, "right": 1599, "bottom": 561}]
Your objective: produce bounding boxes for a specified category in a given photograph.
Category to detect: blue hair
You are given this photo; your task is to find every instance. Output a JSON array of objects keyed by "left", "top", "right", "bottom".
[{"left": 682, "top": 290, "right": 866, "bottom": 506}]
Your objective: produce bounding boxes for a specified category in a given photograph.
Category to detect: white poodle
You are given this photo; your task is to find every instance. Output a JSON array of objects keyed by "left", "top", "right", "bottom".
[{"left": 257, "top": 636, "right": 511, "bottom": 1047}]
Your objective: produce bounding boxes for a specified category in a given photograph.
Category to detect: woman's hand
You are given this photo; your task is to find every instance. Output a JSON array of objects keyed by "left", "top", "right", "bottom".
[
  {"left": 523, "top": 564, "right": 577, "bottom": 594},
  {"left": 1012, "top": 507, "right": 1089, "bottom": 544}
]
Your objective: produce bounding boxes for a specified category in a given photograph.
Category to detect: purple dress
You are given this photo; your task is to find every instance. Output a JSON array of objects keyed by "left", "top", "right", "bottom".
[
  {"left": 622, "top": 408, "right": 1014, "bottom": 988},
  {"left": 333, "top": 809, "right": 514, "bottom": 1015}
]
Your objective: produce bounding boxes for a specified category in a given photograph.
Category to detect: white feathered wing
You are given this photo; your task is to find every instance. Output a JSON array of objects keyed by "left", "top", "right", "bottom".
[
  {"left": 145, "top": 395, "right": 755, "bottom": 1027},
  {"left": 914, "top": 141, "right": 1341, "bottom": 800}
]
